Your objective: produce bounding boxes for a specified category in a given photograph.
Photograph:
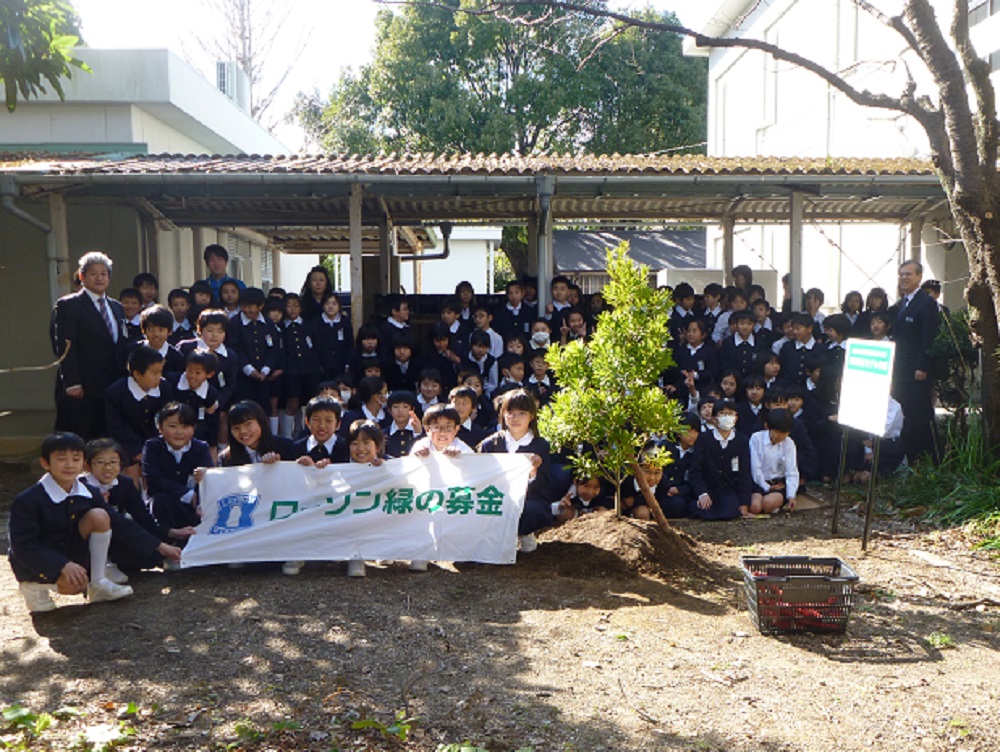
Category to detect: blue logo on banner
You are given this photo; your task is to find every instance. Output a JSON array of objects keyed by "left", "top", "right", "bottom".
[{"left": 210, "top": 493, "right": 260, "bottom": 534}]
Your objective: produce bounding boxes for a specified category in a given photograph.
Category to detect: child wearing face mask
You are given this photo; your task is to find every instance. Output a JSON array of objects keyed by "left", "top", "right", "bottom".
[
  {"left": 338, "top": 376, "right": 389, "bottom": 439},
  {"left": 688, "top": 399, "right": 751, "bottom": 521},
  {"left": 529, "top": 319, "right": 552, "bottom": 350}
]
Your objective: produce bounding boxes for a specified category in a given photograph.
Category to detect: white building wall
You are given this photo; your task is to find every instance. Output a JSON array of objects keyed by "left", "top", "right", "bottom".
[
  {"left": 697, "top": 0, "right": 965, "bottom": 311},
  {"left": 400, "top": 227, "right": 503, "bottom": 295}
]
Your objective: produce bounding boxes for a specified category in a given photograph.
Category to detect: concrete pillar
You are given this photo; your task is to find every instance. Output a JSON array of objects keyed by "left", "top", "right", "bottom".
[
  {"left": 909, "top": 218, "right": 924, "bottom": 265},
  {"left": 349, "top": 184, "right": 364, "bottom": 335},
  {"left": 48, "top": 192, "right": 71, "bottom": 298},
  {"left": 379, "top": 215, "right": 395, "bottom": 294},
  {"left": 789, "top": 191, "right": 804, "bottom": 312},
  {"left": 535, "top": 176, "right": 555, "bottom": 313},
  {"left": 722, "top": 217, "right": 735, "bottom": 282}
]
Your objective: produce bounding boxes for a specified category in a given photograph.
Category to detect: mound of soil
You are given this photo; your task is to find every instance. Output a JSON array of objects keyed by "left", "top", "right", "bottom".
[{"left": 532, "top": 510, "right": 701, "bottom": 579}]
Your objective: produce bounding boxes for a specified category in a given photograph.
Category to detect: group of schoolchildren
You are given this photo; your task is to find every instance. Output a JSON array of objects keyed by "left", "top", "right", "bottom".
[{"left": 8, "top": 252, "right": 922, "bottom": 615}]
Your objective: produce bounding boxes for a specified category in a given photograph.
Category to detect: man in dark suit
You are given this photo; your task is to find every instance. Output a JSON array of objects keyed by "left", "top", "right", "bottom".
[
  {"left": 52, "top": 252, "right": 125, "bottom": 440},
  {"left": 891, "top": 260, "right": 941, "bottom": 464}
]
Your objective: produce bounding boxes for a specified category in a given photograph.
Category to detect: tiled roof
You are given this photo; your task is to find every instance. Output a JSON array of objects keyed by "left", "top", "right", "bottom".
[{"left": 0, "top": 152, "right": 937, "bottom": 177}]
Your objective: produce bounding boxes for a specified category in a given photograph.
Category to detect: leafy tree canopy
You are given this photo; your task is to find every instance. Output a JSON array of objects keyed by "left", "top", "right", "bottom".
[
  {"left": 293, "top": 1, "right": 705, "bottom": 155},
  {"left": 539, "top": 242, "right": 681, "bottom": 517},
  {"left": 0, "top": 0, "right": 87, "bottom": 113}
]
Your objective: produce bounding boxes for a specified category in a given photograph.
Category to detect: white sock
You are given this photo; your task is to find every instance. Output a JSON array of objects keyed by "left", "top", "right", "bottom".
[
  {"left": 88, "top": 530, "right": 112, "bottom": 584},
  {"left": 269, "top": 416, "right": 279, "bottom": 434},
  {"left": 280, "top": 414, "right": 294, "bottom": 438}
]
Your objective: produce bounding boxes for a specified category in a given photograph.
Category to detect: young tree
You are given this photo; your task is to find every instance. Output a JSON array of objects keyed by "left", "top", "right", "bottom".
[
  {"left": 0, "top": 0, "right": 88, "bottom": 112},
  {"left": 539, "top": 243, "right": 682, "bottom": 531},
  {"left": 416, "top": 0, "right": 1000, "bottom": 455}
]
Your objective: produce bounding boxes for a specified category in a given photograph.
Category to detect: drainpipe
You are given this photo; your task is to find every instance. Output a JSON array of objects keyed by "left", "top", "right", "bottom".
[
  {"left": 412, "top": 221, "right": 452, "bottom": 262},
  {"left": 0, "top": 176, "right": 60, "bottom": 305}
]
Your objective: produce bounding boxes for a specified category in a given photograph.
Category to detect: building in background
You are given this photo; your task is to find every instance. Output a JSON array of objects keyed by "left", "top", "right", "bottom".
[{"left": 685, "top": 0, "right": 970, "bottom": 310}]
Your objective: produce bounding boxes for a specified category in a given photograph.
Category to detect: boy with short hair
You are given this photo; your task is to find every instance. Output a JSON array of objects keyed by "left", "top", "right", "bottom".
[
  {"left": 700, "top": 282, "right": 724, "bottom": 338},
  {"left": 378, "top": 294, "right": 411, "bottom": 360},
  {"left": 822, "top": 313, "right": 851, "bottom": 369},
  {"left": 178, "top": 310, "right": 238, "bottom": 437},
  {"left": 166, "top": 288, "right": 193, "bottom": 346},
  {"left": 778, "top": 312, "right": 821, "bottom": 386},
  {"left": 766, "top": 387, "right": 819, "bottom": 483},
  {"left": 545, "top": 274, "right": 573, "bottom": 331},
  {"left": 449, "top": 385, "right": 486, "bottom": 448},
  {"left": 747, "top": 407, "right": 799, "bottom": 515},
  {"left": 169, "top": 349, "right": 221, "bottom": 450},
  {"left": 558, "top": 307, "right": 590, "bottom": 345},
  {"left": 119, "top": 287, "right": 145, "bottom": 344},
  {"left": 137, "top": 304, "right": 186, "bottom": 373},
  {"left": 660, "top": 413, "right": 701, "bottom": 517},
  {"left": 472, "top": 304, "right": 504, "bottom": 357},
  {"left": 293, "top": 396, "right": 349, "bottom": 465},
  {"left": 869, "top": 310, "right": 892, "bottom": 341},
  {"left": 464, "top": 330, "right": 499, "bottom": 395},
  {"left": 689, "top": 399, "right": 751, "bottom": 520},
  {"left": 416, "top": 368, "right": 445, "bottom": 415},
  {"left": 669, "top": 282, "right": 697, "bottom": 343},
  {"left": 411, "top": 403, "right": 473, "bottom": 456},
  {"left": 712, "top": 288, "right": 748, "bottom": 344},
  {"left": 230, "top": 287, "right": 283, "bottom": 418},
  {"left": 384, "top": 391, "right": 423, "bottom": 458},
  {"left": 422, "top": 322, "right": 461, "bottom": 391},
  {"left": 525, "top": 348, "right": 556, "bottom": 407},
  {"left": 142, "top": 402, "right": 213, "bottom": 541},
  {"left": 492, "top": 279, "right": 531, "bottom": 339},
  {"left": 8, "top": 433, "right": 179, "bottom": 613},
  {"left": 384, "top": 334, "right": 419, "bottom": 392},
  {"left": 718, "top": 310, "right": 762, "bottom": 378},
  {"left": 105, "top": 345, "right": 174, "bottom": 484},
  {"left": 493, "top": 352, "right": 526, "bottom": 399}
]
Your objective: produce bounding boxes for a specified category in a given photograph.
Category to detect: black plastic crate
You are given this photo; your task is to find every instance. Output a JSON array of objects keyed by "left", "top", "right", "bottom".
[{"left": 741, "top": 556, "right": 859, "bottom": 634}]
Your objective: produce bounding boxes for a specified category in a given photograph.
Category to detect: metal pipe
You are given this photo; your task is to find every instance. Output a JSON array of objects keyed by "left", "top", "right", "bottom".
[
  {"left": 410, "top": 222, "right": 452, "bottom": 262},
  {"left": 0, "top": 176, "right": 59, "bottom": 305}
]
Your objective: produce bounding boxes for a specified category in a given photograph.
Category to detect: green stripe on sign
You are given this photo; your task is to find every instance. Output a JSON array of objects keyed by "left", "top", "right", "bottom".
[{"left": 847, "top": 346, "right": 891, "bottom": 375}]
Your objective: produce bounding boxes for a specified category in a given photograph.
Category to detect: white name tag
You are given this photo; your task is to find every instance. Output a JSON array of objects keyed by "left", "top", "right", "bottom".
[
  {"left": 217, "top": 373, "right": 226, "bottom": 387},
  {"left": 198, "top": 407, "right": 206, "bottom": 420},
  {"left": 265, "top": 335, "right": 273, "bottom": 347},
  {"left": 306, "top": 336, "right": 313, "bottom": 348},
  {"left": 338, "top": 329, "right": 344, "bottom": 341},
  {"left": 731, "top": 457, "right": 740, "bottom": 472}
]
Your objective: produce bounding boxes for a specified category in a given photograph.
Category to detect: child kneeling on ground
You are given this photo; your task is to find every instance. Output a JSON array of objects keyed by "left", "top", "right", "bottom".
[
  {"left": 8, "top": 433, "right": 182, "bottom": 613},
  {"left": 746, "top": 407, "right": 799, "bottom": 516}
]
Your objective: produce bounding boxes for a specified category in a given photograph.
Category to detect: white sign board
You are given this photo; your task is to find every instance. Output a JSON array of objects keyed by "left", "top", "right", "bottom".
[
  {"left": 838, "top": 340, "right": 896, "bottom": 436},
  {"left": 181, "top": 454, "right": 532, "bottom": 568}
]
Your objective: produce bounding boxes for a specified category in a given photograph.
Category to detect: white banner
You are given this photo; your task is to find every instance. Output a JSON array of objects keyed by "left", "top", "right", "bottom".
[{"left": 180, "top": 454, "right": 532, "bottom": 568}]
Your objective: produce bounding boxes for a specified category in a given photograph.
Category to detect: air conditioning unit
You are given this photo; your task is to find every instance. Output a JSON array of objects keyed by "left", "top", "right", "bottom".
[{"left": 216, "top": 61, "right": 251, "bottom": 115}]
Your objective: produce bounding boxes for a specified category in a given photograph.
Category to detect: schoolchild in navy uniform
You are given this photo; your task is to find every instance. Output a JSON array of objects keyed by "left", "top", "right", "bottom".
[
  {"left": 454, "top": 280, "right": 477, "bottom": 334},
  {"left": 178, "top": 309, "right": 238, "bottom": 449},
  {"left": 383, "top": 391, "right": 423, "bottom": 458},
  {"left": 230, "top": 287, "right": 283, "bottom": 416},
  {"left": 821, "top": 313, "right": 851, "bottom": 370},
  {"left": 476, "top": 389, "right": 554, "bottom": 553},
  {"left": 659, "top": 413, "right": 701, "bottom": 517},
  {"left": 133, "top": 272, "right": 159, "bottom": 308},
  {"left": 314, "top": 293, "right": 354, "bottom": 381},
  {"left": 84, "top": 438, "right": 195, "bottom": 549},
  {"left": 119, "top": 287, "right": 145, "bottom": 345},
  {"left": 711, "top": 286, "right": 747, "bottom": 345},
  {"left": 338, "top": 376, "right": 389, "bottom": 439},
  {"left": 672, "top": 319, "right": 718, "bottom": 395},
  {"left": 264, "top": 297, "right": 287, "bottom": 432},
  {"left": 134, "top": 304, "right": 186, "bottom": 375},
  {"left": 219, "top": 278, "right": 242, "bottom": 319},
  {"left": 620, "top": 448, "right": 675, "bottom": 520},
  {"left": 350, "top": 324, "right": 382, "bottom": 377},
  {"left": 384, "top": 334, "right": 420, "bottom": 393},
  {"left": 449, "top": 385, "right": 487, "bottom": 449},
  {"left": 492, "top": 352, "right": 526, "bottom": 400},
  {"left": 767, "top": 387, "right": 819, "bottom": 483},
  {"left": 438, "top": 299, "right": 470, "bottom": 358},
  {"left": 778, "top": 312, "right": 823, "bottom": 386},
  {"left": 700, "top": 283, "right": 725, "bottom": 339},
  {"left": 459, "top": 370, "right": 498, "bottom": 430},
  {"left": 750, "top": 298, "right": 780, "bottom": 351},
  {"left": 464, "top": 330, "right": 499, "bottom": 395},
  {"left": 545, "top": 275, "right": 574, "bottom": 333},
  {"left": 856, "top": 287, "right": 890, "bottom": 339},
  {"left": 736, "top": 374, "right": 767, "bottom": 437},
  {"left": 525, "top": 347, "right": 556, "bottom": 407},
  {"left": 219, "top": 400, "right": 297, "bottom": 467},
  {"left": 668, "top": 282, "right": 698, "bottom": 344},
  {"left": 105, "top": 345, "right": 174, "bottom": 485},
  {"left": 553, "top": 474, "right": 613, "bottom": 523},
  {"left": 415, "top": 369, "right": 445, "bottom": 416},
  {"left": 187, "top": 280, "right": 215, "bottom": 327},
  {"left": 840, "top": 290, "right": 864, "bottom": 335},
  {"left": 492, "top": 279, "right": 532, "bottom": 339},
  {"left": 688, "top": 399, "right": 752, "bottom": 521},
  {"left": 869, "top": 309, "right": 893, "bottom": 341},
  {"left": 168, "top": 349, "right": 221, "bottom": 454},
  {"left": 8, "top": 433, "right": 181, "bottom": 613},
  {"left": 422, "top": 322, "right": 461, "bottom": 392},
  {"left": 292, "top": 396, "right": 350, "bottom": 465},
  {"left": 378, "top": 294, "right": 411, "bottom": 361},
  {"left": 279, "top": 293, "right": 321, "bottom": 438},
  {"left": 756, "top": 350, "right": 784, "bottom": 391},
  {"left": 718, "top": 310, "right": 763, "bottom": 380},
  {"left": 166, "top": 289, "right": 194, "bottom": 346},
  {"left": 142, "top": 402, "right": 213, "bottom": 544}
]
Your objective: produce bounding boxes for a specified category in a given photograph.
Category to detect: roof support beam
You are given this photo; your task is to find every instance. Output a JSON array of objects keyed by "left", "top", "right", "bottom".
[
  {"left": 789, "top": 191, "right": 804, "bottom": 313},
  {"left": 349, "top": 184, "right": 364, "bottom": 335},
  {"left": 49, "top": 192, "right": 71, "bottom": 298},
  {"left": 721, "top": 217, "right": 735, "bottom": 283},
  {"left": 535, "top": 177, "right": 555, "bottom": 312}
]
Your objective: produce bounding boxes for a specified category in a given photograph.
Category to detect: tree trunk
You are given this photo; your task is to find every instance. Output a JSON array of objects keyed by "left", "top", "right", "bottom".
[{"left": 630, "top": 461, "right": 673, "bottom": 534}]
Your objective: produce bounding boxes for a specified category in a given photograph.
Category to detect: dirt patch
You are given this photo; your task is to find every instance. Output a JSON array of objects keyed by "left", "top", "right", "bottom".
[
  {"left": 533, "top": 511, "right": 702, "bottom": 580},
  {"left": 1, "top": 469, "right": 999, "bottom": 751}
]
